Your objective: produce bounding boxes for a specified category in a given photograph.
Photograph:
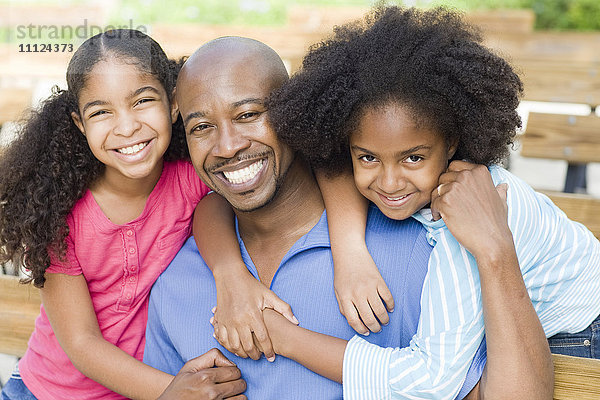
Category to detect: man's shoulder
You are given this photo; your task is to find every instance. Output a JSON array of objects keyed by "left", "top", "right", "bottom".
[
  {"left": 152, "top": 236, "right": 213, "bottom": 294},
  {"left": 366, "top": 205, "right": 426, "bottom": 238}
]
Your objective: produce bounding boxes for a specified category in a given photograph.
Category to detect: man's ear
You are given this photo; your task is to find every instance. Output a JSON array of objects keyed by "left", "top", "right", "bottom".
[
  {"left": 170, "top": 88, "right": 179, "bottom": 122},
  {"left": 71, "top": 112, "right": 85, "bottom": 136}
]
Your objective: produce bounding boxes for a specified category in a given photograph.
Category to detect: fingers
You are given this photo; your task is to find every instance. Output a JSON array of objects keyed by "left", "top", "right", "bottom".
[
  {"left": 446, "top": 160, "right": 477, "bottom": 172},
  {"left": 184, "top": 348, "right": 235, "bottom": 371},
  {"left": 340, "top": 299, "right": 369, "bottom": 335},
  {"left": 368, "top": 294, "right": 390, "bottom": 327},
  {"left": 250, "top": 320, "right": 276, "bottom": 362},
  {"left": 266, "top": 293, "right": 298, "bottom": 325},
  {"left": 355, "top": 299, "right": 382, "bottom": 333},
  {"left": 495, "top": 183, "right": 509, "bottom": 204},
  {"left": 378, "top": 283, "right": 395, "bottom": 313},
  {"left": 238, "top": 327, "right": 261, "bottom": 361}
]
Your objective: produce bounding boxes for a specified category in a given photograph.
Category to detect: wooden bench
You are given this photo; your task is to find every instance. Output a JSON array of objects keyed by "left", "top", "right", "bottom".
[
  {"left": 1, "top": 275, "right": 600, "bottom": 398},
  {"left": 553, "top": 353, "right": 600, "bottom": 399},
  {"left": 0, "top": 275, "right": 40, "bottom": 358}
]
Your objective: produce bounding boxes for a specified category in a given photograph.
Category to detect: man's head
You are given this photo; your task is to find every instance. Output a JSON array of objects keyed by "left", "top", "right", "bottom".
[{"left": 176, "top": 37, "right": 292, "bottom": 212}]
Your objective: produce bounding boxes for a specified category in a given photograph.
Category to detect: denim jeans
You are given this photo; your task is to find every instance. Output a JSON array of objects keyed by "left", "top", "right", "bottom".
[
  {"left": 1, "top": 364, "right": 38, "bottom": 400},
  {"left": 548, "top": 313, "right": 600, "bottom": 358}
]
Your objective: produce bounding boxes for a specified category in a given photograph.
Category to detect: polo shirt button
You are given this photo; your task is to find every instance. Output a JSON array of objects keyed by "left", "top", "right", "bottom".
[
  {"left": 129, "top": 276, "right": 136, "bottom": 283},
  {"left": 126, "top": 230, "right": 134, "bottom": 236},
  {"left": 130, "top": 266, "right": 136, "bottom": 272},
  {"left": 125, "top": 294, "right": 132, "bottom": 300},
  {"left": 129, "top": 247, "right": 136, "bottom": 254}
]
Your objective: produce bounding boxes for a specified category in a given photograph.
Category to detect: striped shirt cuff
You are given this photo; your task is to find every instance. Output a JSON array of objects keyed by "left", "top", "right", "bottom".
[{"left": 343, "top": 335, "right": 394, "bottom": 400}]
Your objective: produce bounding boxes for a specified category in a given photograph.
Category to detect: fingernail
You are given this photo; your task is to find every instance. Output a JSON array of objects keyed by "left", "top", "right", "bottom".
[
  {"left": 267, "top": 355, "right": 275, "bottom": 362},
  {"left": 292, "top": 315, "right": 299, "bottom": 324},
  {"left": 212, "top": 333, "right": 216, "bottom": 339},
  {"left": 209, "top": 316, "right": 214, "bottom": 324},
  {"left": 362, "top": 331, "right": 369, "bottom": 336},
  {"left": 211, "top": 306, "right": 216, "bottom": 313},
  {"left": 389, "top": 308, "right": 394, "bottom": 313}
]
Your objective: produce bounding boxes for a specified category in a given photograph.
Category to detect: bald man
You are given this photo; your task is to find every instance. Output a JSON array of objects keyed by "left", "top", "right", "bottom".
[{"left": 143, "top": 37, "right": 485, "bottom": 399}]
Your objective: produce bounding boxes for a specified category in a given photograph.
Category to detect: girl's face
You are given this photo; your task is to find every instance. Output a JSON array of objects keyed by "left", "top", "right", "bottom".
[
  {"left": 349, "top": 102, "right": 456, "bottom": 221},
  {"left": 72, "top": 59, "right": 176, "bottom": 181}
]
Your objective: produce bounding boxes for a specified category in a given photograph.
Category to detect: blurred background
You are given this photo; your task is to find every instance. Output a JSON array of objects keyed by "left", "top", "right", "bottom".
[{"left": 1, "top": 0, "right": 600, "bottom": 387}]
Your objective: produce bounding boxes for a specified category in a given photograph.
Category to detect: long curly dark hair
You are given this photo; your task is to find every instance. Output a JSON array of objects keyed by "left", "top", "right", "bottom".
[
  {"left": 268, "top": 6, "right": 523, "bottom": 175},
  {"left": 0, "top": 29, "right": 188, "bottom": 287}
]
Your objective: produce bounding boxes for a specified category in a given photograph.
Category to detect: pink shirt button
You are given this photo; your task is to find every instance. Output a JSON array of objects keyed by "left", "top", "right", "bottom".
[
  {"left": 129, "top": 276, "right": 136, "bottom": 283},
  {"left": 130, "top": 266, "right": 136, "bottom": 272},
  {"left": 126, "top": 230, "right": 134, "bottom": 236},
  {"left": 129, "top": 247, "right": 136, "bottom": 254}
]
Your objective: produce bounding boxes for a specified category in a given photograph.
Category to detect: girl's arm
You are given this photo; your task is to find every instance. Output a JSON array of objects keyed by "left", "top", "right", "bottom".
[
  {"left": 432, "top": 161, "right": 554, "bottom": 400},
  {"left": 193, "top": 192, "right": 297, "bottom": 361},
  {"left": 316, "top": 170, "right": 394, "bottom": 335},
  {"left": 41, "top": 273, "right": 173, "bottom": 399}
]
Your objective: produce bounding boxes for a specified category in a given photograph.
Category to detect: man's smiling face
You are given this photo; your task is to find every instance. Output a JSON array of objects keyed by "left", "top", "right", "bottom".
[{"left": 176, "top": 43, "right": 293, "bottom": 212}]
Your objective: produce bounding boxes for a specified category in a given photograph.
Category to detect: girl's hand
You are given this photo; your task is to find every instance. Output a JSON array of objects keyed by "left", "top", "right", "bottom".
[
  {"left": 333, "top": 244, "right": 394, "bottom": 335},
  {"left": 211, "top": 269, "right": 297, "bottom": 361},
  {"left": 431, "top": 161, "right": 512, "bottom": 261}
]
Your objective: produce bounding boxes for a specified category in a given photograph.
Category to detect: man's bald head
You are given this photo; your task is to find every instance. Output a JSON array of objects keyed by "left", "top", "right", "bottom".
[{"left": 177, "top": 36, "right": 288, "bottom": 94}]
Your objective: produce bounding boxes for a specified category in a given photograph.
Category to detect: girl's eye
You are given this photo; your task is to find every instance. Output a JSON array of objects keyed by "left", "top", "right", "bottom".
[
  {"left": 359, "top": 155, "right": 378, "bottom": 163},
  {"left": 405, "top": 155, "right": 423, "bottom": 163},
  {"left": 135, "top": 98, "right": 154, "bottom": 106},
  {"left": 89, "top": 110, "right": 108, "bottom": 118}
]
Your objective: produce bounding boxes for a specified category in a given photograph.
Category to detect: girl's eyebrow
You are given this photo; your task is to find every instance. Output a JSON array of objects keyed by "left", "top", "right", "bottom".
[
  {"left": 81, "top": 87, "right": 160, "bottom": 115},
  {"left": 130, "top": 86, "right": 160, "bottom": 99},
  {"left": 351, "top": 144, "right": 431, "bottom": 157}
]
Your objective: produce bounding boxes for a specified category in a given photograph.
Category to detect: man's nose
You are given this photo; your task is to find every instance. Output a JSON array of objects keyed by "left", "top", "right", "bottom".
[{"left": 212, "top": 123, "right": 251, "bottom": 159}]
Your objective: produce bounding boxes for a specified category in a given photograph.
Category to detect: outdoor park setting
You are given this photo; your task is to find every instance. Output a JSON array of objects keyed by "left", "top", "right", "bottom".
[{"left": 1, "top": 0, "right": 600, "bottom": 398}]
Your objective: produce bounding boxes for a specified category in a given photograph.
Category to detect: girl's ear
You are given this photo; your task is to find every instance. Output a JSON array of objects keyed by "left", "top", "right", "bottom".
[
  {"left": 447, "top": 138, "right": 459, "bottom": 160},
  {"left": 71, "top": 112, "right": 85, "bottom": 136},
  {"left": 170, "top": 89, "right": 179, "bottom": 122}
]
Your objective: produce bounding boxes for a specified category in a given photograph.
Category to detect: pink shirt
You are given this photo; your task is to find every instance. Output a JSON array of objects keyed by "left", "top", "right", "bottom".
[{"left": 19, "top": 160, "right": 210, "bottom": 400}]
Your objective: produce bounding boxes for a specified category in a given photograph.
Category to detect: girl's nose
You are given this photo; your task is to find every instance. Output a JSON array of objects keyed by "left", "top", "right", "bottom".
[
  {"left": 113, "top": 113, "right": 142, "bottom": 137},
  {"left": 378, "top": 166, "right": 406, "bottom": 194}
]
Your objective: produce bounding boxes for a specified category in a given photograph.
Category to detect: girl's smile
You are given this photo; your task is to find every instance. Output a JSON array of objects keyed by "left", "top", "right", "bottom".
[{"left": 349, "top": 102, "right": 456, "bottom": 221}]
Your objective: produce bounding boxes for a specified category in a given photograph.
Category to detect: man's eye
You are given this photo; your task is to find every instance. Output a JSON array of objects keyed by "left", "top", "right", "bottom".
[
  {"left": 359, "top": 155, "right": 378, "bottom": 163},
  {"left": 191, "top": 123, "right": 211, "bottom": 132},
  {"left": 238, "top": 111, "right": 260, "bottom": 120},
  {"left": 406, "top": 155, "right": 423, "bottom": 163}
]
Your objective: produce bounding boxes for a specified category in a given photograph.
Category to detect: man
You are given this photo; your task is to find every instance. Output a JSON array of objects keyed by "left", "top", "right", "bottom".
[{"left": 143, "top": 37, "right": 485, "bottom": 399}]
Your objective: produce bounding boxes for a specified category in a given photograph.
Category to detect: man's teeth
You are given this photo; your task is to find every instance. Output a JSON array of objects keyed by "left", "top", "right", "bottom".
[
  {"left": 223, "top": 160, "right": 264, "bottom": 184},
  {"left": 117, "top": 141, "right": 148, "bottom": 155}
]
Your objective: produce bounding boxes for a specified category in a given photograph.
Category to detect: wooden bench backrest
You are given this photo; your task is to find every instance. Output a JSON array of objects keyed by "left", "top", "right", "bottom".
[
  {"left": 484, "top": 32, "right": 600, "bottom": 104},
  {"left": 520, "top": 112, "right": 600, "bottom": 164},
  {"left": 0, "top": 275, "right": 40, "bottom": 357},
  {"left": 0, "top": 88, "right": 32, "bottom": 125},
  {"left": 541, "top": 192, "right": 600, "bottom": 239},
  {"left": 553, "top": 353, "right": 600, "bottom": 400}
]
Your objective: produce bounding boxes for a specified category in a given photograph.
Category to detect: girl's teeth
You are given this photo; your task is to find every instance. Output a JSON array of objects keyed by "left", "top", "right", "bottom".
[
  {"left": 223, "top": 160, "right": 264, "bottom": 184},
  {"left": 386, "top": 195, "right": 407, "bottom": 201},
  {"left": 117, "top": 141, "right": 148, "bottom": 155}
]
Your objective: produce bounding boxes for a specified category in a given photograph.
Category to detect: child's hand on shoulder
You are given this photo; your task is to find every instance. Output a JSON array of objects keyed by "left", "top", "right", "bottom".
[
  {"left": 211, "top": 269, "right": 298, "bottom": 362},
  {"left": 333, "top": 245, "right": 394, "bottom": 335}
]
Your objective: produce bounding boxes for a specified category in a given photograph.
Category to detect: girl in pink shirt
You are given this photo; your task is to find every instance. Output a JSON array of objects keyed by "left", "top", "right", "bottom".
[{"left": 0, "top": 29, "right": 265, "bottom": 399}]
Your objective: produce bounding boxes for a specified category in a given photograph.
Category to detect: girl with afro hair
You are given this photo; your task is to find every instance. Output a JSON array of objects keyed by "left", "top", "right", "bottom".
[
  {"left": 0, "top": 29, "right": 255, "bottom": 399},
  {"left": 252, "top": 5, "right": 600, "bottom": 400}
]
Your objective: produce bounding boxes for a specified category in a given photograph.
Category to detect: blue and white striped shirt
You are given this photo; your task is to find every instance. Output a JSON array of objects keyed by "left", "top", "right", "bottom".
[{"left": 343, "top": 165, "right": 600, "bottom": 399}]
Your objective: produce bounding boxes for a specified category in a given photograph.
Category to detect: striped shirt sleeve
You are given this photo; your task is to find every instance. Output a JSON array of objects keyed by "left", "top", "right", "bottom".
[
  {"left": 489, "top": 166, "right": 600, "bottom": 337},
  {"left": 344, "top": 217, "right": 485, "bottom": 400}
]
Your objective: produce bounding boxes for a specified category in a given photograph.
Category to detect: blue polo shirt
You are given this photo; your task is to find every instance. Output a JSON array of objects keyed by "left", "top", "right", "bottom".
[{"left": 144, "top": 205, "right": 485, "bottom": 399}]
